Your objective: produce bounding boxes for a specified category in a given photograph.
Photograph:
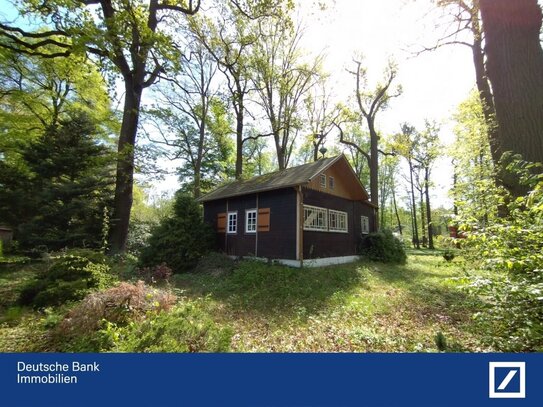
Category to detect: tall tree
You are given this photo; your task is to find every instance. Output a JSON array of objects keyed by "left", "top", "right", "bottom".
[
  {"left": 147, "top": 44, "right": 232, "bottom": 198},
  {"left": 426, "top": 1, "right": 500, "bottom": 164},
  {"left": 187, "top": 1, "right": 281, "bottom": 179},
  {"left": 392, "top": 123, "right": 420, "bottom": 248},
  {"left": 337, "top": 58, "right": 401, "bottom": 228},
  {"left": 0, "top": 0, "right": 279, "bottom": 253},
  {"left": 302, "top": 78, "right": 338, "bottom": 162},
  {"left": 414, "top": 121, "right": 440, "bottom": 249},
  {"left": 479, "top": 0, "right": 543, "bottom": 195},
  {"left": 252, "top": 19, "right": 321, "bottom": 169}
]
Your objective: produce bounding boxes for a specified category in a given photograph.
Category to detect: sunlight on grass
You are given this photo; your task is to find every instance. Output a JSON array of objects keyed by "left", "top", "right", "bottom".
[{"left": 171, "top": 252, "right": 485, "bottom": 352}]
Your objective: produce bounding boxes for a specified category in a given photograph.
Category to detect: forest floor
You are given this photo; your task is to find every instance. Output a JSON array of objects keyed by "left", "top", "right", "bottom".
[{"left": 0, "top": 250, "right": 488, "bottom": 352}]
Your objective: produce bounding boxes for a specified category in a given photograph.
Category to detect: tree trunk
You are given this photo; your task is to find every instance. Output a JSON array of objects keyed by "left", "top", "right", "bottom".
[
  {"left": 424, "top": 168, "right": 434, "bottom": 249},
  {"left": 470, "top": 10, "right": 501, "bottom": 165},
  {"left": 419, "top": 188, "right": 426, "bottom": 247},
  {"left": 409, "top": 161, "right": 420, "bottom": 249},
  {"left": 368, "top": 119, "right": 379, "bottom": 229},
  {"left": 480, "top": 0, "right": 543, "bottom": 195},
  {"left": 392, "top": 182, "right": 402, "bottom": 235},
  {"left": 235, "top": 95, "right": 244, "bottom": 179},
  {"left": 108, "top": 81, "right": 142, "bottom": 254}
]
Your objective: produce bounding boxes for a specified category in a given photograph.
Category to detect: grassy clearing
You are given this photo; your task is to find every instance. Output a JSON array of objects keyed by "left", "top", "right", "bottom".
[
  {"left": 172, "top": 251, "right": 485, "bottom": 352},
  {"left": 0, "top": 251, "right": 487, "bottom": 352}
]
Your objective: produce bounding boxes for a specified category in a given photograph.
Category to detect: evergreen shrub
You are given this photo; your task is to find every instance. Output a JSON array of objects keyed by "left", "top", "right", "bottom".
[
  {"left": 19, "top": 255, "right": 114, "bottom": 307},
  {"left": 138, "top": 192, "right": 214, "bottom": 273},
  {"left": 359, "top": 230, "right": 407, "bottom": 264}
]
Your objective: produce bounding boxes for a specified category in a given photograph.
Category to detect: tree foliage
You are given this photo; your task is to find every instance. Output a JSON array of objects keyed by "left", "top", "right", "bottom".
[
  {"left": 463, "top": 156, "right": 543, "bottom": 351},
  {"left": 450, "top": 91, "right": 500, "bottom": 225},
  {"left": 0, "top": 112, "right": 115, "bottom": 250},
  {"left": 252, "top": 18, "right": 322, "bottom": 170}
]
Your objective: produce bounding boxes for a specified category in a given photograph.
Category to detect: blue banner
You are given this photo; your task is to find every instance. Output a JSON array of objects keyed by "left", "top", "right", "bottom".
[{"left": 0, "top": 353, "right": 541, "bottom": 406}]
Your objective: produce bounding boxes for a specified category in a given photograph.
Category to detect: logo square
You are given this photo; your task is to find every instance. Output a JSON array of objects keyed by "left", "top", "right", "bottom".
[{"left": 489, "top": 362, "right": 526, "bottom": 399}]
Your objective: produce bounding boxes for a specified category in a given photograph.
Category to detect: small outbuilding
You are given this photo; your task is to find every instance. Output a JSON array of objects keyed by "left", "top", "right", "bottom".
[
  {"left": 198, "top": 154, "right": 377, "bottom": 267},
  {"left": 0, "top": 225, "right": 13, "bottom": 245}
]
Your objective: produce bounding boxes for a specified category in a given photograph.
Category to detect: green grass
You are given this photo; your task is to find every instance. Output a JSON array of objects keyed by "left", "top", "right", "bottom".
[
  {"left": 171, "top": 252, "right": 485, "bottom": 352},
  {"left": 0, "top": 251, "right": 487, "bottom": 352}
]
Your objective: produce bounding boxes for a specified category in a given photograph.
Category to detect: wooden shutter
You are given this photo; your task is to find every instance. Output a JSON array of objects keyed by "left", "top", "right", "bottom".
[
  {"left": 217, "top": 213, "right": 226, "bottom": 233},
  {"left": 257, "top": 208, "right": 270, "bottom": 232}
]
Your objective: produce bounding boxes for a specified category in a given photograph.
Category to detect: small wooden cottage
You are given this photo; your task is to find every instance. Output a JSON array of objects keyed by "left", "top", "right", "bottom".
[{"left": 198, "top": 155, "right": 377, "bottom": 267}]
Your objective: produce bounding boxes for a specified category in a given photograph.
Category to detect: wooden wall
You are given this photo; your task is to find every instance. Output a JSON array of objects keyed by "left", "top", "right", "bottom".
[
  {"left": 202, "top": 188, "right": 297, "bottom": 260},
  {"left": 302, "top": 188, "right": 376, "bottom": 259}
]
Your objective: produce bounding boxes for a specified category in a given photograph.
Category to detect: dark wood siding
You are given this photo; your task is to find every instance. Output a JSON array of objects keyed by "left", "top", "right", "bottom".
[
  {"left": 302, "top": 188, "right": 376, "bottom": 258},
  {"left": 203, "top": 188, "right": 297, "bottom": 259},
  {"left": 203, "top": 185, "right": 373, "bottom": 261},
  {"left": 257, "top": 188, "right": 297, "bottom": 260}
]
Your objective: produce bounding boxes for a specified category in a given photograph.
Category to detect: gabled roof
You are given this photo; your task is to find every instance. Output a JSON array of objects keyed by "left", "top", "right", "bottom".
[{"left": 198, "top": 154, "right": 370, "bottom": 203}]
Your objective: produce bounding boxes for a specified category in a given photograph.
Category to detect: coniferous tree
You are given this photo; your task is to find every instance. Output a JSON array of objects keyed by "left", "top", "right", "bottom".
[{"left": 0, "top": 112, "right": 114, "bottom": 250}]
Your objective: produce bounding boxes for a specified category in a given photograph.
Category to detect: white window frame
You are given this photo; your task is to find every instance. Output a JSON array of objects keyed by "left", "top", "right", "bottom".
[
  {"left": 227, "top": 211, "right": 238, "bottom": 234},
  {"left": 361, "top": 215, "right": 370, "bottom": 235},
  {"left": 329, "top": 176, "right": 335, "bottom": 190},
  {"left": 303, "top": 204, "right": 328, "bottom": 231},
  {"left": 245, "top": 209, "right": 257, "bottom": 233},
  {"left": 320, "top": 173, "right": 326, "bottom": 188},
  {"left": 329, "top": 209, "right": 348, "bottom": 233}
]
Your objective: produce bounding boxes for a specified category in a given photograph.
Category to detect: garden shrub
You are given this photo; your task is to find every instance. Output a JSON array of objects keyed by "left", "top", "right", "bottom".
[
  {"left": 463, "top": 156, "right": 543, "bottom": 351},
  {"left": 138, "top": 192, "right": 214, "bottom": 273},
  {"left": 136, "top": 263, "right": 173, "bottom": 284},
  {"left": 19, "top": 254, "right": 114, "bottom": 307},
  {"left": 359, "top": 230, "right": 406, "bottom": 264},
  {"left": 58, "top": 281, "right": 176, "bottom": 338},
  {"left": 102, "top": 302, "right": 232, "bottom": 352}
]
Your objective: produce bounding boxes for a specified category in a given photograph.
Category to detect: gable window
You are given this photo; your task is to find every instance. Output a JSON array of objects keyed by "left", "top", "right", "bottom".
[
  {"left": 303, "top": 205, "right": 328, "bottom": 231},
  {"left": 361, "top": 216, "right": 370, "bottom": 234},
  {"left": 320, "top": 173, "right": 326, "bottom": 188},
  {"left": 329, "top": 176, "right": 335, "bottom": 190},
  {"left": 329, "top": 209, "right": 347, "bottom": 232},
  {"left": 227, "top": 211, "right": 237, "bottom": 234},
  {"left": 245, "top": 209, "right": 257, "bottom": 233}
]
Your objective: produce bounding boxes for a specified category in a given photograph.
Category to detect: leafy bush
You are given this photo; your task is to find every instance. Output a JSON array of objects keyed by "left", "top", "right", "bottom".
[
  {"left": 443, "top": 250, "right": 455, "bottom": 262},
  {"left": 138, "top": 192, "right": 214, "bottom": 273},
  {"left": 193, "top": 252, "right": 236, "bottom": 276},
  {"left": 102, "top": 303, "right": 232, "bottom": 352},
  {"left": 0, "top": 239, "right": 3, "bottom": 258},
  {"left": 359, "top": 230, "right": 406, "bottom": 264},
  {"left": 58, "top": 281, "right": 176, "bottom": 340},
  {"left": 463, "top": 157, "right": 543, "bottom": 351},
  {"left": 136, "top": 263, "right": 173, "bottom": 284},
  {"left": 19, "top": 255, "right": 114, "bottom": 307}
]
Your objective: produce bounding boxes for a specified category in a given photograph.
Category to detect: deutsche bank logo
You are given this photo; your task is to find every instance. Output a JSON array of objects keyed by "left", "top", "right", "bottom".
[{"left": 489, "top": 362, "right": 526, "bottom": 398}]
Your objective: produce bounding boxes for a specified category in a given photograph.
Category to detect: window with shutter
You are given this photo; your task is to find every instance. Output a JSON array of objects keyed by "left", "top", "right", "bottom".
[
  {"left": 257, "top": 208, "right": 270, "bottom": 232},
  {"left": 217, "top": 213, "right": 226, "bottom": 233}
]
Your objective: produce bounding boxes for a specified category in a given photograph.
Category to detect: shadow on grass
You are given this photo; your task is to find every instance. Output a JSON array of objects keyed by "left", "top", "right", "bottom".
[
  {"left": 173, "top": 260, "right": 365, "bottom": 318},
  {"left": 369, "top": 256, "right": 482, "bottom": 329},
  {"left": 406, "top": 248, "right": 447, "bottom": 257},
  {"left": 0, "top": 262, "right": 43, "bottom": 311}
]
